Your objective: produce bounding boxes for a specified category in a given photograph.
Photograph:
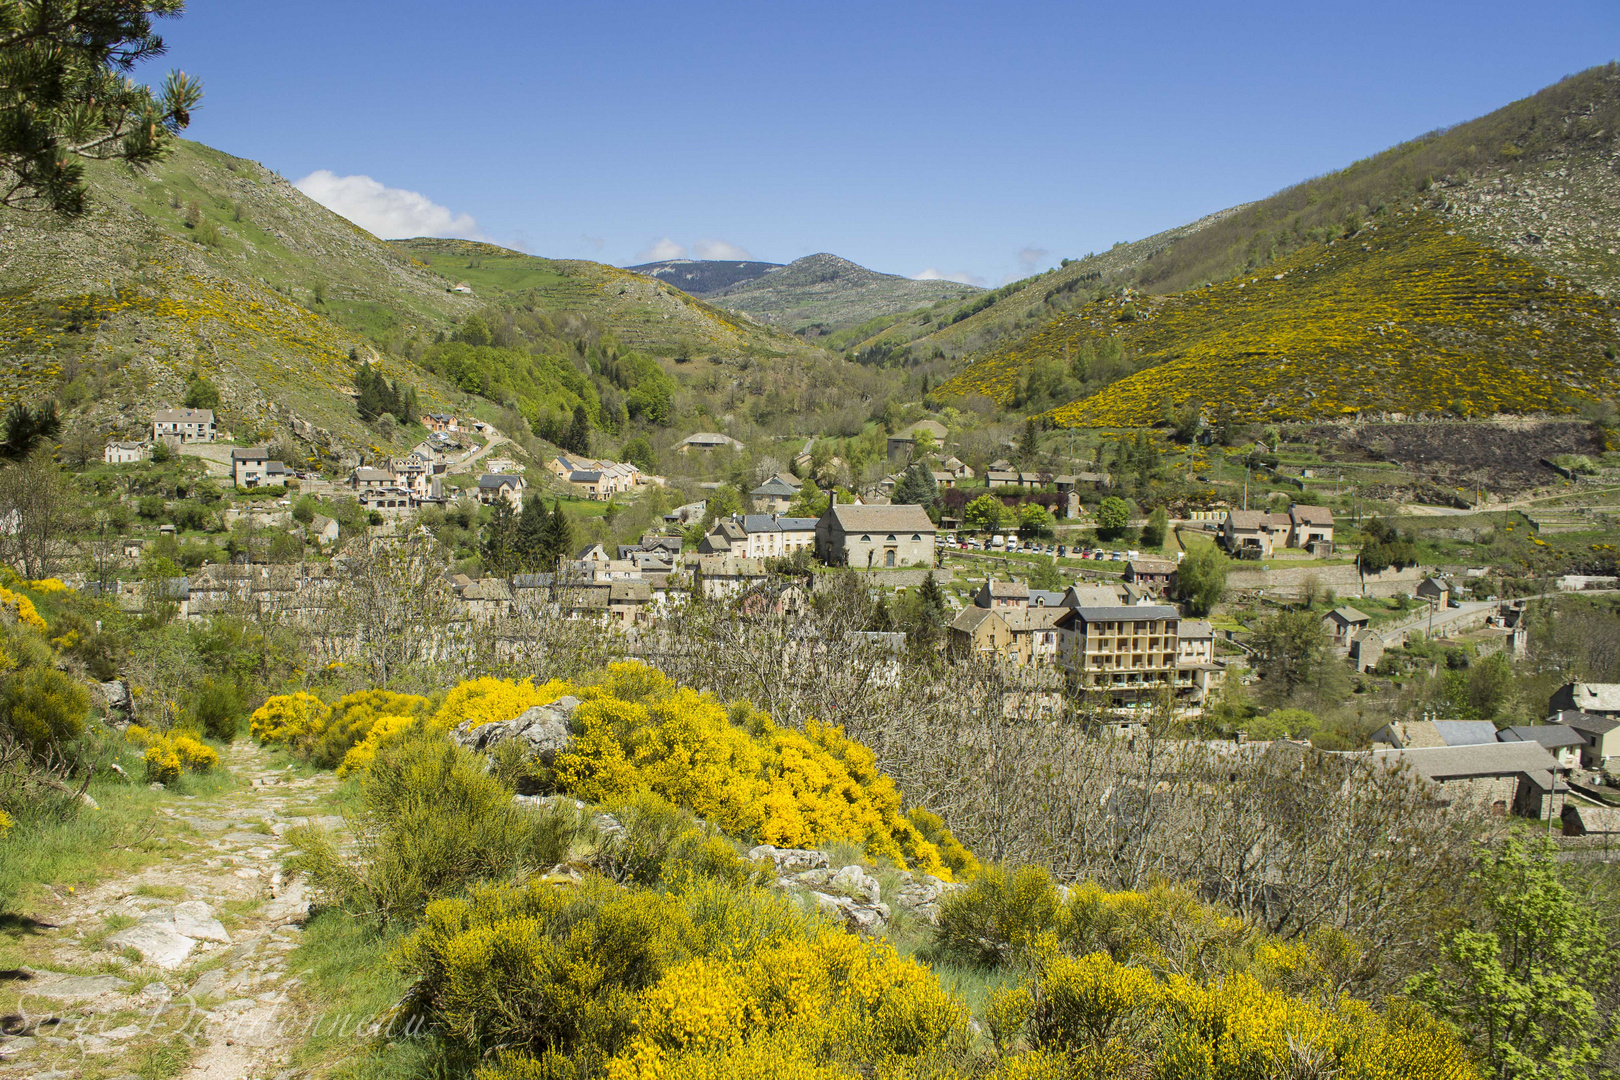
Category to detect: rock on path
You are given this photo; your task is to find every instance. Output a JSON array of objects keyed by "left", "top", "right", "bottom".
[{"left": 0, "top": 742, "right": 341, "bottom": 1080}]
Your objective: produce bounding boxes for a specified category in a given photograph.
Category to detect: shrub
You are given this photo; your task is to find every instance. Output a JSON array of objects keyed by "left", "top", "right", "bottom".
[
  {"left": 0, "top": 667, "right": 89, "bottom": 761},
  {"left": 394, "top": 876, "right": 968, "bottom": 1079},
  {"left": 126, "top": 724, "right": 220, "bottom": 782},
  {"left": 933, "top": 864, "right": 1067, "bottom": 968},
  {"left": 288, "top": 729, "right": 588, "bottom": 925},
  {"left": 430, "top": 675, "right": 571, "bottom": 732},
  {"left": 310, "top": 688, "right": 430, "bottom": 770},
  {"left": 192, "top": 678, "right": 242, "bottom": 741},
  {"left": 249, "top": 691, "right": 331, "bottom": 748},
  {"left": 1030, "top": 951, "right": 1159, "bottom": 1051},
  {"left": 0, "top": 586, "right": 46, "bottom": 633},
  {"left": 551, "top": 663, "right": 966, "bottom": 878}
]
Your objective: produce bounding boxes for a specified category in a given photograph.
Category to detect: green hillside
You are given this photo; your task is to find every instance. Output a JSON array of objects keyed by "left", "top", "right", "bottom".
[
  {"left": 942, "top": 211, "right": 1620, "bottom": 425},
  {"left": 697, "top": 252, "right": 981, "bottom": 337},
  {"left": 935, "top": 63, "right": 1620, "bottom": 425},
  {"left": 0, "top": 139, "right": 834, "bottom": 459},
  {"left": 398, "top": 239, "right": 820, "bottom": 359},
  {"left": 0, "top": 139, "right": 479, "bottom": 449}
]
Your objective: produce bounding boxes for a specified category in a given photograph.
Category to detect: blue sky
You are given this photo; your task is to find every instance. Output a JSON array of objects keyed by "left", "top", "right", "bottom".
[{"left": 149, "top": 1, "right": 1619, "bottom": 286}]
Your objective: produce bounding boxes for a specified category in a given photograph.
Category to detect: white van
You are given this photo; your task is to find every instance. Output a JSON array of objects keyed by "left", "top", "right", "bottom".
[{"left": 990, "top": 535, "right": 1006, "bottom": 549}]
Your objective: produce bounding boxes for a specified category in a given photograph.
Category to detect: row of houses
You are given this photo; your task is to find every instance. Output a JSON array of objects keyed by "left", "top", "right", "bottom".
[
  {"left": 1364, "top": 709, "right": 1620, "bottom": 818},
  {"left": 546, "top": 455, "right": 661, "bottom": 500}
]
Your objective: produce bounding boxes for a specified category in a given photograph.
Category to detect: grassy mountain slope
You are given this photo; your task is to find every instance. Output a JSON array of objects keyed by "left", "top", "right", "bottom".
[
  {"left": 940, "top": 64, "right": 1620, "bottom": 424},
  {"left": 625, "top": 258, "right": 784, "bottom": 295},
  {"left": 399, "top": 239, "right": 819, "bottom": 359},
  {"left": 0, "top": 139, "right": 474, "bottom": 448},
  {"left": 830, "top": 207, "right": 1249, "bottom": 360},
  {"left": 702, "top": 253, "right": 981, "bottom": 336},
  {"left": 947, "top": 211, "right": 1619, "bottom": 425}
]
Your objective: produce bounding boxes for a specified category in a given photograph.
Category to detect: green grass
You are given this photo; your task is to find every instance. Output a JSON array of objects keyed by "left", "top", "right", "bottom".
[{"left": 286, "top": 909, "right": 450, "bottom": 1079}]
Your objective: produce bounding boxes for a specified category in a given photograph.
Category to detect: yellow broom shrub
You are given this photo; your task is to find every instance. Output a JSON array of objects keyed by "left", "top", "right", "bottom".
[
  {"left": 0, "top": 586, "right": 46, "bottom": 633},
  {"left": 551, "top": 663, "right": 965, "bottom": 878},
  {"left": 128, "top": 724, "right": 219, "bottom": 782},
  {"left": 429, "top": 676, "right": 573, "bottom": 732},
  {"left": 249, "top": 691, "right": 331, "bottom": 747}
]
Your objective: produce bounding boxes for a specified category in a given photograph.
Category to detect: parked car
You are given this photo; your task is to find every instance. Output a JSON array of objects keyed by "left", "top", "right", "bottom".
[{"left": 1057, "top": 545, "right": 1068, "bottom": 557}]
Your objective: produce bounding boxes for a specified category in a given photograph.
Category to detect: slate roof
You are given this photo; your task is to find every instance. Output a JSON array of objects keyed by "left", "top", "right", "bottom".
[
  {"left": 1290, "top": 504, "right": 1335, "bottom": 525},
  {"left": 1127, "top": 558, "right": 1178, "bottom": 576},
  {"left": 1028, "top": 590, "right": 1067, "bottom": 607},
  {"left": 1365, "top": 742, "right": 1562, "bottom": 792},
  {"left": 751, "top": 477, "right": 798, "bottom": 497},
  {"left": 1565, "top": 683, "right": 1620, "bottom": 714},
  {"left": 1003, "top": 607, "right": 1068, "bottom": 631},
  {"left": 1063, "top": 583, "right": 1128, "bottom": 606},
  {"left": 1552, "top": 710, "right": 1620, "bottom": 736},
  {"left": 1179, "top": 620, "right": 1215, "bottom": 639},
  {"left": 823, "top": 503, "right": 935, "bottom": 533},
  {"left": 1498, "top": 725, "right": 1586, "bottom": 750},
  {"left": 154, "top": 408, "right": 214, "bottom": 424},
  {"left": 232, "top": 447, "right": 270, "bottom": 461},
  {"left": 1072, "top": 605, "right": 1180, "bottom": 623},
  {"left": 479, "top": 474, "right": 523, "bottom": 489},
  {"left": 1432, "top": 720, "right": 1501, "bottom": 747},
  {"left": 1325, "top": 606, "right": 1371, "bottom": 625},
  {"left": 949, "top": 606, "right": 1003, "bottom": 634}
]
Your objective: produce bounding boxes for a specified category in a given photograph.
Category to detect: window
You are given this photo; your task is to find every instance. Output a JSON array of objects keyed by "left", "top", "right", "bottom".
[
  {"left": 911, "top": 534, "right": 922, "bottom": 541},
  {"left": 860, "top": 534, "right": 871, "bottom": 542},
  {"left": 886, "top": 534, "right": 897, "bottom": 541}
]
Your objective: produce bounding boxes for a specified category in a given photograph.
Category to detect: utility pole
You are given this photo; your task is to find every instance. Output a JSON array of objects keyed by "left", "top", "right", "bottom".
[{"left": 1243, "top": 467, "right": 1250, "bottom": 511}]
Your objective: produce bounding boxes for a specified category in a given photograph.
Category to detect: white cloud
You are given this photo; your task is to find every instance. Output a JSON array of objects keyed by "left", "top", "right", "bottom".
[
  {"left": 1017, "top": 246, "right": 1050, "bottom": 272},
  {"left": 294, "top": 170, "right": 486, "bottom": 240},
  {"left": 913, "top": 267, "right": 987, "bottom": 287},
  {"left": 693, "top": 238, "right": 752, "bottom": 260},
  {"left": 637, "top": 236, "right": 687, "bottom": 262},
  {"left": 580, "top": 234, "right": 605, "bottom": 251}
]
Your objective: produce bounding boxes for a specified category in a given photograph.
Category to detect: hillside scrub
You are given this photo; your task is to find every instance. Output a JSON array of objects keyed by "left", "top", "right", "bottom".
[
  {"left": 944, "top": 213, "right": 1620, "bottom": 425},
  {"left": 262, "top": 664, "right": 974, "bottom": 879}
]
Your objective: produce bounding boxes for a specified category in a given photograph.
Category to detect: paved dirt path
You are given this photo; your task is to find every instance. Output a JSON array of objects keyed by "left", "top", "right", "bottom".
[{"left": 0, "top": 743, "right": 341, "bottom": 1080}]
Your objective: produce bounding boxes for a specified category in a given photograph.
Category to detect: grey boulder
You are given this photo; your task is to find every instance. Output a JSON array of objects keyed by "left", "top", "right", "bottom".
[{"left": 451, "top": 697, "right": 581, "bottom": 763}]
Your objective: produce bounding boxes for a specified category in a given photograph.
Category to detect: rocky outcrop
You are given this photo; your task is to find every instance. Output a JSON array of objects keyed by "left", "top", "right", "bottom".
[
  {"left": 451, "top": 696, "right": 581, "bottom": 764},
  {"left": 761, "top": 852, "right": 964, "bottom": 934},
  {"left": 96, "top": 679, "right": 135, "bottom": 729},
  {"left": 748, "top": 844, "right": 830, "bottom": 873}
]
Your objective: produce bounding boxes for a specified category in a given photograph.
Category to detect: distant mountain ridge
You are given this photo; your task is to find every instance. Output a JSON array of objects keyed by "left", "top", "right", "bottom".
[
  {"left": 701, "top": 252, "right": 982, "bottom": 336},
  {"left": 627, "top": 259, "right": 784, "bottom": 296}
]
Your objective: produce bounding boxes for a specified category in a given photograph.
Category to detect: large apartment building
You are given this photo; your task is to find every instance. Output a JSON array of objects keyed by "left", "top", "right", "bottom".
[{"left": 1057, "top": 604, "right": 1182, "bottom": 705}]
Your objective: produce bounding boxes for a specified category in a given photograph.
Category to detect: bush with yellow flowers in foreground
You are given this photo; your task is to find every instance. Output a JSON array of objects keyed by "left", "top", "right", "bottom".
[
  {"left": 259, "top": 663, "right": 975, "bottom": 880},
  {"left": 125, "top": 724, "right": 219, "bottom": 783},
  {"left": 388, "top": 869, "right": 1477, "bottom": 1080},
  {"left": 393, "top": 876, "right": 970, "bottom": 1080}
]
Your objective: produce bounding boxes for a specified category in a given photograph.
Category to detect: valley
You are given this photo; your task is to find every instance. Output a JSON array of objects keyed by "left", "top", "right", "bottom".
[{"left": 2, "top": 16, "right": 1620, "bottom": 1080}]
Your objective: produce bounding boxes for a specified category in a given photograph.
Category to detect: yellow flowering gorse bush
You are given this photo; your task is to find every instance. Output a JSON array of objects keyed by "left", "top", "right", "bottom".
[
  {"left": 126, "top": 724, "right": 219, "bottom": 783},
  {"left": 0, "top": 587, "right": 47, "bottom": 633}
]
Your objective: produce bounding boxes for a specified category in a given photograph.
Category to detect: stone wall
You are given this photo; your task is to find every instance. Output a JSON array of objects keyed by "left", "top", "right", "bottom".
[
  {"left": 1226, "top": 563, "right": 1426, "bottom": 599},
  {"left": 811, "top": 567, "right": 953, "bottom": 591}
]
